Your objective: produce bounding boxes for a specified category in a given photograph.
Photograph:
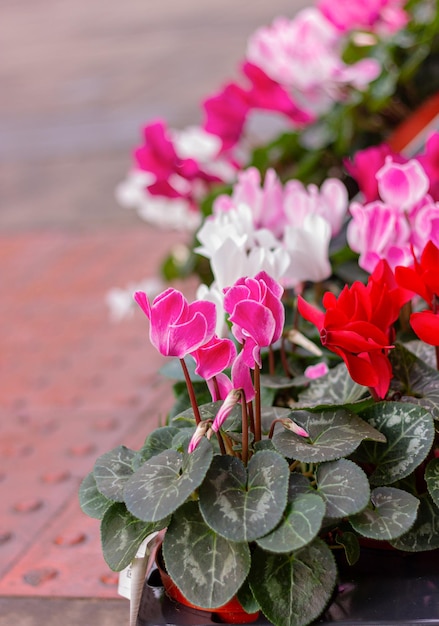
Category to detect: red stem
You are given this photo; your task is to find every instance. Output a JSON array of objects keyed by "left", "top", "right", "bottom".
[{"left": 180, "top": 358, "right": 201, "bottom": 425}]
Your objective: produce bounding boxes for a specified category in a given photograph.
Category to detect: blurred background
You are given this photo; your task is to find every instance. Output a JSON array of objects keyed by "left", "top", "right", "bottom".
[
  {"left": 1, "top": 0, "right": 309, "bottom": 231},
  {"left": 0, "top": 1, "right": 309, "bottom": 623}
]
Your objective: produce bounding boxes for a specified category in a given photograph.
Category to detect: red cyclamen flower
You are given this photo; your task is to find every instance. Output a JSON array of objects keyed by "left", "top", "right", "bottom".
[{"left": 297, "top": 261, "right": 406, "bottom": 399}]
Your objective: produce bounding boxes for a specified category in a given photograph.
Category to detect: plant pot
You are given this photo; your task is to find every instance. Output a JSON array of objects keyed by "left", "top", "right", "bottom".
[{"left": 155, "top": 545, "right": 260, "bottom": 624}]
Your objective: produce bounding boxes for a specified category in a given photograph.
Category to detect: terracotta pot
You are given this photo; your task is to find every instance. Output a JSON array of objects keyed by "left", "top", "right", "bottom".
[{"left": 155, "top": 545, "right": 260, "bottom": 624}]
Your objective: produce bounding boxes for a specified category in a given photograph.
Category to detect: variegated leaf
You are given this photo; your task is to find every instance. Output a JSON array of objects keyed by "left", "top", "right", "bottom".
[
  {"left": 249, "top": 539, "right": 337, "bottom": 626},
  {"left": 256, "top": 492, "right": 325, "bottom": 552},
  {"left": 390, "top": 343, "right": 439, "bottom": 420},
  {"left": 297, "top": 361, "right": 367, "bottom": 407},
  {"left": 78, "top": 471, "right": 112, "bottom": 519},
  {"left": 355, "top": 402, "right": 435, "bottom": 485},
  {"left": 124, "top": 438, "right": 213, "bottom": 521},
  {"left": 350, "top": 487, "right": 419, "bottom": 540},
  {"left": 425, "top": 458, "right": 439, "bottom": 507},
  {"left": 390, "top": 493, "right": 439, "bottom": 551},
  {"left": 272, "top": 408, "right": 385, "bottom": 463},
  {"left": 132, "top": 426, "right": 181, "bottom": 469},
  {"left": 316, "top": 459, "right": 370, "bottom": 518},
  {"left": 94, "top": 446, "right": 136, "bottom": 502},
  {"left": 199, "top": 450, "right": 289, "bottom": 541},
  {"left": 100, "top": 502, "right": 168, "bottom": 571},
  {"left": 163, "top": 501, "right": 251, "bottom": 609}
]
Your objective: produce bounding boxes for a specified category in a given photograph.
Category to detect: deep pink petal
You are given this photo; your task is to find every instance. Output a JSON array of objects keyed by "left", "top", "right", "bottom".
[
  {"left": 134, "top": 291, "right": 151, "bottom": 319},
  {"left": 230, "top": 300, "right": 276, "bottom": 348},
  {"left": 166, "top": 312, "right": 210, "bottom": 357}
]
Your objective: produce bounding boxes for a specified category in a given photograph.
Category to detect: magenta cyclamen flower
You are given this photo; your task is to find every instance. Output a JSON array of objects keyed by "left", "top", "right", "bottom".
[
  {"left": 134, "top": 289, "right": 216, "bottom": 358},
  {"left": 223, "top": 271, "right": 284, "bottom": 367}
]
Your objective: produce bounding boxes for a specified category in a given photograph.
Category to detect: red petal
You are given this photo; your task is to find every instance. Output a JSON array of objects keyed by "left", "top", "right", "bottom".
[{"left": 410, "top": 311, "right": 439, "bottom": 346}]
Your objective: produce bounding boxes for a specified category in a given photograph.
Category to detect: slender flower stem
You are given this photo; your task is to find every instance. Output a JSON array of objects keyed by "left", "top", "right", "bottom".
[
  {"left": 247, "top": 401, "right": 255, "bottom": 436},
  {"left": 180, "top": 358, "right": 201, "bottom": 424},
  {"left": 268, "top": 345, "right": 275, "bottom": 376},
  {"left": 254, "top": 363, "right": 262, "bottom": 442},
  {"left": 240, "top": 393, "right": 249, "bottom": 465},
  {"left": 433, "top": 295, "right": 439, "bottom": 370},
  {"left": 215, "top": 430, "right": 227, "bottom": 455}
]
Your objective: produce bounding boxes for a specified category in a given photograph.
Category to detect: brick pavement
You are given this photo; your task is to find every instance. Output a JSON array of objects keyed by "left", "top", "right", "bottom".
[{"left": 0, "top": 0, "right": 310, "bottom": 621}]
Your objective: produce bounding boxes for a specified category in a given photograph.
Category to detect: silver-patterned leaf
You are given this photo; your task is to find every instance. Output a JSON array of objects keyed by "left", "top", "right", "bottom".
[
  {"left": 316, "top": 459, "right": 370, "bottom": 518},
  {"left": 100, "top": 502, "right": 168, "bottom": 571},
  {"left": 297, "top": 361, "right": 367, "bottom": 407},
  {"left": 350, "top": 487, "right": 419, "bottom": 540},
  {"left": 390, "top": 493, "right": 439, "bottom": 551},
  {"left": 249, "top": 539, "right": 337, "bottom": 626},
  {"left": 355, "top": 402, "right": 435, "bottom": 485},
  {"left": 272, "top": 408, "right": 385, "bottom": 463},
  {"left": 390, "top": 343, "right": 439, "bottom": 419},
  {"left": 124, "top": 438, "right": 213, "bottom": 521},
  {"left": 79, "top": 471, "right": 112, "bottom": 519},
  {"left": 133, "top": 426, "right": 181, "bottom": 469},
  {"left": 256, "top": 492, "right": 325, "bottom": 552},
  {"left": 163, "top": 501, "right": 251, "bottom": 609},
  {"left": 94, "top": 446, "right": 136, "bottom": 502},
  {"left": 425, "top": 458, "right": 439, "bottom": 507},
  {"left": 199, "top": 450, "right": 289, "bottom": 542}
]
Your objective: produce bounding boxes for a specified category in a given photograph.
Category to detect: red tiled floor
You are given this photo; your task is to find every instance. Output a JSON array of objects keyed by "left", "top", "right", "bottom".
[{"left": 0, "top": 227, "right": 191, "bottom": 597}]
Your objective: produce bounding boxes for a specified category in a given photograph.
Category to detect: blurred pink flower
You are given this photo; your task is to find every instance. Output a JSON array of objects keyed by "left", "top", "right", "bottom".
[{"left": 317, "top": 0, "right": 408, "bottom": 35}]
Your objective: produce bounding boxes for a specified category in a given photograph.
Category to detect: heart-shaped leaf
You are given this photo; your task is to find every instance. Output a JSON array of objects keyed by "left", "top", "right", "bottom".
[
  {"left": 390, "top": 493, "right": 439, "bottom": 552},
  {"left": 100, "top": 502, "right": 168, "bottom": 571},
  {"left": 163, "top": 501, "right": 251, "bottom": 609},
  {"left": 425, "top": 458, "right": 439, "bottom": 508},
  {"left": 124, "top": 438, "right": 213, "bottom": 521},
  {"left": 272, "top": 408, "right": 385, "bottom": 463},
  {"left": 390, "top": 343, "right": 439, "bottom": 419},
  {"left": 94, "top": 446, "right": 136, "bottom": 502},
  {"left": 249, "top": 539, "right": 337, "bottom": 626},
  {"left": 350, "top": 487, "right": 419, "bottom": 540},
  {"left": 79, "top": 471, "right": 112, "bottom": 520},
  {"left": 336, "top": 531, "right": 360, "bottom": 565},
  {"left": 133, "top": 426, "right": 181, "bottom": 469},
  {"left": 199, "top": 450, "right": 289, "bottom": 542},
  {"left": 316, "top": 459, "right": 370, "bottom": 518},
  {"left": 298, "top": 361, "right": 367, "bottom": 407},
  {"left": 355, "top": 402, "right": 435, "bottom": 485},
  {"left": 256, "top": 492, "right": 325, "bottom": 553}
]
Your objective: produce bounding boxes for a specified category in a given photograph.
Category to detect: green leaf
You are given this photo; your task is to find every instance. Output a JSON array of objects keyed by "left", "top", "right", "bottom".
[
  {"left": 350, "top": 487, "right": 419, "bottom": 540},
  {"left": 199, "top": 450, "right": 289, "bottom": 541},
  {"left": 390, "top": 343, "right": 439, "bottom": 419},
  {"left": 78, "top": 471, "right": 113, "bottom": 520},
  {"left": 355, "top": 402, "right": 435, "bottom": 485},
  {"left": 403, "top": 340, "right": 437, "bottom": 369},
  {"left": 272, "top": 408, "right": 385, "bottom": 463},
  {"left": 100, "top": 502, "right": 168, "bottom": 571},
  {"left": 236, "top": 580, "right": 260, "bottom": 614},
  {"left": 124, "top": 438, "right": 213, "bottom": 521},
  {"left": 298, "top": 361, "right": 368, "bottom": 407},
  {"left": 163, "top": 501, "right": 251, "bottom": 609},
  {"left": 425, "top": 458, "right": 439, "bottom": 508},
  {"left": 249, "top": 539, "right": 337, "bottom": 626},
  {"left": 316, "top": 459, "right": 370, "bottom": 518},
  {"left": 93, "top": 446, "right": 136, "bottom": 502},
  {"left": 390, "top": 493, "right": 439, "bottom": 552},
  {"left": 133, "top": 426, "right": 181, "bottom": 469},
  {"left": 256, "top": 492, "right": 325, "bottom": 553},
  {"left": 336, "top": 532, "right": 360, "bottom": 566}
]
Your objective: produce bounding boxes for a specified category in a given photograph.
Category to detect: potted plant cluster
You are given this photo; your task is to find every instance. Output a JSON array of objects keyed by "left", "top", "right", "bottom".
[{"left": 81, "top": 1, "right": 439, "bottom": 625}]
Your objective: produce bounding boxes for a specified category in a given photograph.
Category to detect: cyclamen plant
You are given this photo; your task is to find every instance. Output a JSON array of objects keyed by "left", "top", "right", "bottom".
[{"left": 81, "top": 249, "right": 439, "bottom": 626}]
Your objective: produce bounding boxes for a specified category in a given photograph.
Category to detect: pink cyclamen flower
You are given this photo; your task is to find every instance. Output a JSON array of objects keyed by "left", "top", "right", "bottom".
[
  {"left": 134, "top": 289, "right": 216, "bottom": 358},
  {"left": 190, "top": 335, "right": 237, "bottom": 380},
  {"left": 188, "top": 421, "right": 212, "bottom": 453},
  {"left": 347, "top": 158, "right": 439, "bottom": 273},
  {"left": 224, "top": 271, "right": 284, "bottom": 368},
  {"left": 211, "top": 389, "right": 242, "bottom": 433},
  {"left": 317, "top": 0, "right": 408, "bottom": 35}
]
